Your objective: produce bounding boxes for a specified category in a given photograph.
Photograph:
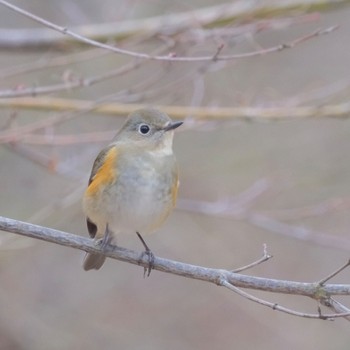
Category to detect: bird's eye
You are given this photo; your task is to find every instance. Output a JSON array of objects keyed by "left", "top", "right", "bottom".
[{"left": 138, "top": 124, "right": 150, "bottom": 135}]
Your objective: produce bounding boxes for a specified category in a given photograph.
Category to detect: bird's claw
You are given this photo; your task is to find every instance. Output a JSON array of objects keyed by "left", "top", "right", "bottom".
[{"left": 140, "top": 248, "right": 155, "bottom": 277}]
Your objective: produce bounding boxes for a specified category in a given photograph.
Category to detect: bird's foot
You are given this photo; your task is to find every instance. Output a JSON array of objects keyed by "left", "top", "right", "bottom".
[
  {"left": 95, "top": 226, "right": 112, "bottom": 252},
  {"left": 136, "top": 232, "right": 155, "bottom": 277},
  {"left": 140, "top": 248, "right": 155, "bottom": 277}
]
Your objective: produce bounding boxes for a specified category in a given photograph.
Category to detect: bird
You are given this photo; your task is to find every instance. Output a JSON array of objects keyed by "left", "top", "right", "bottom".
[{"left": 82, "top": 108, "right": 182, "bottom": 274}]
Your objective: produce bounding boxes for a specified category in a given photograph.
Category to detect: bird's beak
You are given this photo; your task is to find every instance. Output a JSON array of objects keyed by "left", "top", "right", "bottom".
[{"left": 163, "top": 121, "right": 183, "bottom": 132}]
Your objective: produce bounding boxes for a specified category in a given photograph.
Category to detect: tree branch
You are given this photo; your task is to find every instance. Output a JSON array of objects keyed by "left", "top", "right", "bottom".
[
  {"left": 0, "top": 0, "right": 346, "bottom": 48},
  {"left": 1, "top": 215, "right": 350, "bottom": 320},
  {"left": 0, "top": 1, "right": 338, "bottom": 62},
  {"left": 1, "top": 97, "right": 350, "bottom": 133},
  {"left": 220, "top": 280, "right": 350, "bottom": 319}
]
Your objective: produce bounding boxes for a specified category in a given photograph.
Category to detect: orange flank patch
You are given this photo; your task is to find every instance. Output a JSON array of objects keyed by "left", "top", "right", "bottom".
[{"left": 86, "top": 147, "right": 118, "bottom": 197}]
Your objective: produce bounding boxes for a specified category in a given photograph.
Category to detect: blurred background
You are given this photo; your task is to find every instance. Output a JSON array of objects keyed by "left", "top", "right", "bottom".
[{"left": 0, "top": 0, "right": 350, "bottom": 349}]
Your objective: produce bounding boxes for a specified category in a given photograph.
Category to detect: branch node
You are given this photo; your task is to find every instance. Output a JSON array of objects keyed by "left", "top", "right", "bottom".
[
  {"left": 216, "top": 275, "right": 226, "bottom": 286},
  {"left": 278, "top": 43, "right": 291, "bottom": 50},
  {"left": 317, "top": 305, "right": 330, "bottom": 321}
]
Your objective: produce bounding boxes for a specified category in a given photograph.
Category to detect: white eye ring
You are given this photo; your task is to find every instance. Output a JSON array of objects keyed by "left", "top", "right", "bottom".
[{"left": 138, "top": 123, "right": 151, "bottom": 135}]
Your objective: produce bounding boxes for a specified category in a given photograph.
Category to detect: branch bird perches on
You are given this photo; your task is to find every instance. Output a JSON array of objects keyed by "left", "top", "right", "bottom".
[{"left": 1, "top": 215, "right": 350, "bottom": 321}]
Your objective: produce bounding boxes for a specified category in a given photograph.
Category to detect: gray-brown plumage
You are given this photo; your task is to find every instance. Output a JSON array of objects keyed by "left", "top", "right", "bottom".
[{"left": 82, "top": 108, "right": 182, "bottom": 271}]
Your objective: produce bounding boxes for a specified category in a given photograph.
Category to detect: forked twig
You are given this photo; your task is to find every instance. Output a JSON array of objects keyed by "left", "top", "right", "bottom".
[
  {"left": 219, "top": 278, "right": 350, "bottom": 320},
  {"left": 232, "top": 244, "right": 272, "bottom": 273}
]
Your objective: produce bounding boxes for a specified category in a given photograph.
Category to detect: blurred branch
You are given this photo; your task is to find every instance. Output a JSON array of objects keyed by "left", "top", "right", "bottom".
[
  {"left": 177, "top": 179, "right": 350, "bottom": 253},
  {"left": 246, "top": 211, "right": 350, "bottom": 251},
  {"left": 0, "top": 1, "right": 338, "bottom": 62},
  {"left": 261, "top": 196, "right": 350, "bottom": 220},
  {"left": 0, "top": 98, "right": 110, "bottom": 143},
  {"left": 5, "top": 142, "right": 58, "bottom": 171},
  {"left": 0, "top": 62, "right": 141, "bottom": 98},
  {"left": 178, "top": 193, "right": 350, "bottom": 253},
  {"left": 0, "top": 48, "right": 107, "bottom": 79},
  {"left": 18, "top": 131, "right": 116, "bottom": 146},
  {"left": 1, "top": 215, "right": 350, "bottom": 320},
  {"left": 179, "top": 14, "right": 322, "bottom": 43},
  {"left": 1, "top": 95, "right": 350, "bottom": 145},
  {"left": 0, "top": 41, "right": 174, "bottom": 98},
  {"left": 0, "top": 0, "right": 346, "bottom": 49},
  {"left": 0, "top": 13, "right": 320, "bottom": 82},
  {"left": 1, "top": 97, "right": 350, "bottom": 127}
]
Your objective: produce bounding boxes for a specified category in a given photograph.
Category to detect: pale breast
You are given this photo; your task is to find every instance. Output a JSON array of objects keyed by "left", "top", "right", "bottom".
[{"left": 105, "top": 150, "right": 178, "bottom": 235}]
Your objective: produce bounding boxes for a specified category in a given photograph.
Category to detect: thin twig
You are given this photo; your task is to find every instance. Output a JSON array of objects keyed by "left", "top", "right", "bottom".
[
  {"left": 0, "top": 63, "right": 137, "bottom": 98},
  {"left": 0, "top": 1, "right": 338, "bottom": 62},
  {"left": 232, "top": 244, "right": 272, "bottom": 273},
  {"left": 318, "top": 259, "right": 350, "bottom": 285},
  {"left": 0, "top": 1, "right": 344, "bottom": 48},
  {"left": 0, "top": 44, "right": 179, "bottom": 143},
  {"left": 219, "top": 279, "right": 350, "bottom": 320},
  {"left": 321, "top": 297, "right": 350, "bottom": 322},
  {"left": 0, "top": 48, "right": 107, "bottom": 79},
  {"left": 212, "top": 43, "right": 225, "bottom": 62},
  {"left": 0, "top": 42, "right": 174, "bottom": 98}
]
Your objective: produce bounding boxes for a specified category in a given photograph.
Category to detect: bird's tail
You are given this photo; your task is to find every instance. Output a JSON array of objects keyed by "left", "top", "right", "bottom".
[{"left": 83, "top": 252, "right": 106, "bottom": 271}]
